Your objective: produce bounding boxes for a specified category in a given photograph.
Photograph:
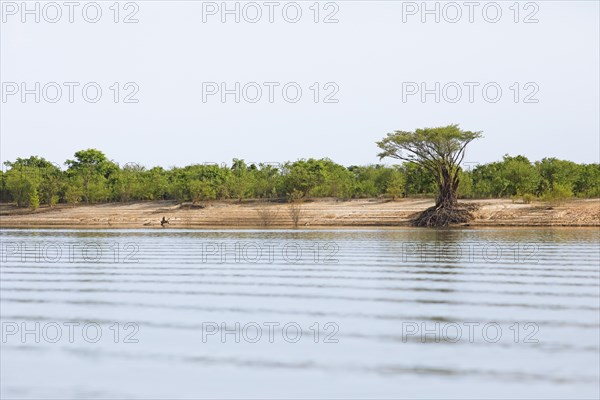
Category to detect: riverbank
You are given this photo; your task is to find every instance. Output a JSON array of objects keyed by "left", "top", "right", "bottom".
[{"left": 0, "top": 198, "right": 598, "bottom": 228}]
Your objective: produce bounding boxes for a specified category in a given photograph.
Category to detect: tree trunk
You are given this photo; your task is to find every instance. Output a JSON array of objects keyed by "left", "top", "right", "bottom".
[
  {"left": 434, "top": 169, "right": 459, "bottom": 208},
  {"left": 415, "top": 170, "right": 471, "bottom": 227},
  {"left": 435, "top": 183, "right": 457, "bottom": 208}
]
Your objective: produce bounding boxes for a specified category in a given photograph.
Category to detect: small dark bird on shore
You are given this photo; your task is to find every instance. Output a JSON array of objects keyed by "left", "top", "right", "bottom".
[{"left": 160, "top": 216, "right": 170, "bottom": 227}]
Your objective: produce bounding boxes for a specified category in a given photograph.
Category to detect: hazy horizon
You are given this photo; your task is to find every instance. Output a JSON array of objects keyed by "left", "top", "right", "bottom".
[
  {"left": 1, "top": 143, "right": 598, "bottom": 172},
  {"left": 2, "top": 1, "right": 599, "bottom": 168}
]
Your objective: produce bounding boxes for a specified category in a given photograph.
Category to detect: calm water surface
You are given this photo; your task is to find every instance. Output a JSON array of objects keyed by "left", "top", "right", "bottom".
[{"left": 1, "top": 228, "right": 599, "bottom": 399}]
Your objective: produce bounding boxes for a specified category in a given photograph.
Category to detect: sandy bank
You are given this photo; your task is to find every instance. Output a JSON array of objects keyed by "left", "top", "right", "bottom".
[{"left": 1, "top": 198, "right": 598, "bottom": 229}]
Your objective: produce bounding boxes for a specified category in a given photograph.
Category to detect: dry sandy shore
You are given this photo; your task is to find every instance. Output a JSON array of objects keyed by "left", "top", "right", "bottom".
[{"left": 1, "top": 198, "right": 598, "bottom": 228}]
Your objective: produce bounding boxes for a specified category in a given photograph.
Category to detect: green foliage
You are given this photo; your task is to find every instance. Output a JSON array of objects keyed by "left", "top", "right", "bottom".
[
  {"left": 228, "top": 159, "right": 254, "bottom": 201},
  {"left": 38, "top": 167, "right": 62, "bottom": 206},
  {"left": 282, "top": 159, "right": 327, "bottom": 198},
  {"left": 321, "top": 161, "right": 355, "bottom": 199},
  {"left": 469, "top": 155, "right": 598, "bottom": 201},
  {"left": 574, "top": 164, "right": 600, "bottom": 197},
  {"left": 29, "top": 188, "right": 40, "bottom": 210},
  {"left": 113, "top": 164, "right": 144, "bottom": 202},
  {"left": 0, "top": 170, "right": 7, "bottom": 202},
  {"left": 536, "top": 158, "right": 580, "bottom": 196},
  {"left": 522, "top": 193, "right": 535, "bottom": 204},
  {"left": 385, "top": 168, "right": 406, "bottom": 200},
  {"left": 457, "top": 169, "right": 473, "bottom": 198},
  {"left": 349, "top": 165, "right": 388, "bottom": 198},
  {"left": 377, "top": 125, "right": 483, "bottom": 206},
  {"left": 501, "top": 155, "right": 539, "bottom": 196},
  {"left": 4, "top": 166, "right": 40, "bottom": 207},
  {"left": 2, "top": 150, "right": 598, "bottom": 208},
  {"left": 146, "top": 167, "right": 169, "bottom": 200},
  {"left": 472, "top": 155, "right": 538, "bottom": 198},
  {"left": 64, "top": 177, "right": 84, "bottom": 204},
  {"left": 542, "top": 182, "right": 573, "bottom": 204},
  {"left": 252, "top": 163, "right": 282, "bottom": 199},
  {"left": 64, "top": 149, "right": 116, "bottom": 203},
  {"left": 3, "top": 157, "right": 62, "bottom": 206},
  {"left": 401, "top": 163, "right": 437, "bottom": 196},
  {"left": 189, "top": 180, "right": 217, "bottom": 203}
]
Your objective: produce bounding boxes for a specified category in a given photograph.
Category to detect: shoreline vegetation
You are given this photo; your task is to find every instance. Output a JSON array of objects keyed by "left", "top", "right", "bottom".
[
  {"left": 1, "top": 198, "right": 598, "bottom": 228},
  {"left": 2, "top": 126, "right": 599, "bottom": 227}
]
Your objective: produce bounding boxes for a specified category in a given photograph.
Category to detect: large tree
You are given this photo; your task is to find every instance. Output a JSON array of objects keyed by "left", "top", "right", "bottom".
[
  {"left": 377, "top": 124, "right": 482, "bottom": 227},
  {"left": 65, "top": 149, "right": 117, "bottom": 203}
]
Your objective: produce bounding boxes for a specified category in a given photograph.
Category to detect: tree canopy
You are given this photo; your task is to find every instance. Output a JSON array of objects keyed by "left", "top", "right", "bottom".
[
  {"left": 377, "top": 125, "right": 483, "bottom": 226},
  {"left": 1, "top": 146, "right": 597, "bottom": 214}
]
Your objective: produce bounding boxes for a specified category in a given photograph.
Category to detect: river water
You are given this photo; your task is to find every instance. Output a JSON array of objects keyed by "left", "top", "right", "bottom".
[{"left": 1, "top": 228, "right": 599, "bottom": 399}]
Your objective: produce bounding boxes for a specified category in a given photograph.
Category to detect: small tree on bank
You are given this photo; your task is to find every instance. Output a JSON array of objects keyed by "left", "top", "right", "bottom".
[
  {"left": 377, "top": 124, "right": 482, "bottom": 227},
  {"left": 287, "top": 189, "right": 304, "bottom": 228}
]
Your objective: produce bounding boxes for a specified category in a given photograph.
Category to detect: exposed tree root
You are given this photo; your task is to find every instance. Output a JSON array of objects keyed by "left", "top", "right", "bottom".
[{"left": 413, "top": 204, "right": 476, "bottom": 227}]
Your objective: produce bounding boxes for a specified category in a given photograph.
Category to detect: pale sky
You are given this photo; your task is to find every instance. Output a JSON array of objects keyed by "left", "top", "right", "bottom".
[{"left": 1, "top": 0, "right": 599, "bottom": 169}]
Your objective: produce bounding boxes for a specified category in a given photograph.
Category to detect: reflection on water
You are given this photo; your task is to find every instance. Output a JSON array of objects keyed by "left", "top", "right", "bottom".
[{"left": 1, "top": 228, "right": 599, "bottom": 399}]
